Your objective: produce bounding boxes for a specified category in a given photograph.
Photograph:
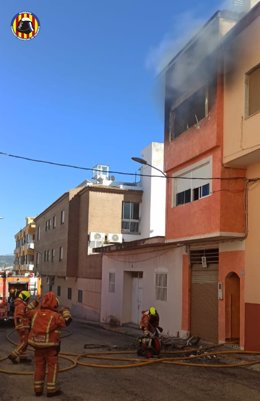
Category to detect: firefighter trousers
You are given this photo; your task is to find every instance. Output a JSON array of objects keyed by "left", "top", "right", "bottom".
[
  {"left": 33, "top": 347, "right": 60, "bottom": 395},
  {"left": 9, "top": 329, "right": 29, "bottom": 359}
]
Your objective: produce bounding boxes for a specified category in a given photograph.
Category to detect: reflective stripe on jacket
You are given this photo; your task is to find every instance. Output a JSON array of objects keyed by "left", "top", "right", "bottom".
[{"left": 28, "top": 309, "right": 66, "bottom": 348}]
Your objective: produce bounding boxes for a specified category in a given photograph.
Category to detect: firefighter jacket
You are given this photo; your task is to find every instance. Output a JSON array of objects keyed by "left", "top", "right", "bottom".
[
  {"left": 140, "top": 310, "right": 160, "bottom": 334},
  {"left": 27, "top": 291, "right": 72, "bottom": 349},
  {"left": 14, "top": 298, "right": 31, "bottom": 330}
]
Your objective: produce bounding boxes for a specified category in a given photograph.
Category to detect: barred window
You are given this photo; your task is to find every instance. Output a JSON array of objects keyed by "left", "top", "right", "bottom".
[
  {"left": 155, "top": 273, "right": 167, "bottom": 301},
  {"left": 109, "top": 272, "right": 115, "bottom": 293},
  {"left": 78, "top": 289, "right": 83, "bottom": 303}
]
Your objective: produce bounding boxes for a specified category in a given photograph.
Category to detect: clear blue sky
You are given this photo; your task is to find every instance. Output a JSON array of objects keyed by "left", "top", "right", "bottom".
[{"left": 0, "top": 0, "right": 227, "bottom": 255}]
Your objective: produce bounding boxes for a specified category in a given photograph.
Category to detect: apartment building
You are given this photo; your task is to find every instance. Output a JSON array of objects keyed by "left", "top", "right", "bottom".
[
  {"left": 163, "top": 1, "right": 260, "bottom": 348},
  {"left": 34, "top": 142, "right": 165, "bottom": 322},
  {"left": 14, "top": 217, "right": 36, "bottom": 273}
]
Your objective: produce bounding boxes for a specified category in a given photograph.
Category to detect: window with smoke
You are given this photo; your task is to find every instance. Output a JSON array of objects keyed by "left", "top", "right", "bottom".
[{"left": 168, "top": 81, "right": 216, "bottom": 140}]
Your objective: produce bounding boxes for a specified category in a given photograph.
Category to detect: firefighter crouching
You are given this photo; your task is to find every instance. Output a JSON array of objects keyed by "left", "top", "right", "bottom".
[
  {"left": 8, "top": 290, "right": 39, "bottom": 364},
  {"left": 140, "top": 306, "right": 160, "bottom": 336},
  {"left": 27, "top": 291, "right": 72, "bottom": 397},
  {"left": 139, "top": 307, "right": 163, "bottom": 357}
]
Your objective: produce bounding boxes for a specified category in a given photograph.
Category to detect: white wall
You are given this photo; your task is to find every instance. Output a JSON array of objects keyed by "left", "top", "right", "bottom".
[
  {"left": 100, "top": 246, "right": 183, "bottom": 337},
  {"left": 42, "top": 276, "right": 101, "bottom": 322},
  {"left": 139, "top": 142, "right": 166, "bottom": 238}
]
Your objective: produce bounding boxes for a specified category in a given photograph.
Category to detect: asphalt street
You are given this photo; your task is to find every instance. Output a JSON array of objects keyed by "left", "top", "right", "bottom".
[{"left": 0, "top": 320, "right": 260, "bottom": 401}]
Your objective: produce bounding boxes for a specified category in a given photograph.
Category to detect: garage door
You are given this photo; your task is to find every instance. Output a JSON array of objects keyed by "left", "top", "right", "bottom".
[{"left": 190, "top": 249, "right": 219, "bottom": 343}]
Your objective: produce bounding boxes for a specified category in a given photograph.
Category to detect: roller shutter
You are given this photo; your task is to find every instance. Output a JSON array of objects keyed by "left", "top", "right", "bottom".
[{"left": 190, "top": 249, "right": 218, "bottom": 343}]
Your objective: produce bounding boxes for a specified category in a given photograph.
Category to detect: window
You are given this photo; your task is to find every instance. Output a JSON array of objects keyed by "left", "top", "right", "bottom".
[
  {"left": 61, "top": 210, "right": 65, "bottom": 224},
  {"left": 173, "top": 160, "right": 211, "bottom": 207},
  {"left": 68, "top": 288, "right": 72, "bottom": 300},
  {"left": 51, "top": 249, "right": 55, "bottom": 262},
  {"left": 78, "top": 289, "right": 83, "bottom": 303},
  {"left": 53, "top": 215, "right": 56, "bottom": 229},
  {"left": 45, "top": 219, "right": 51, "bottom": 231},
  {"left": 57, "top": 286, "right": 61, "bottom": 297},
  {"left": 168, "top": 83, "right": 216, "bottom": 140},
  {"left": 246, "top": 65, "right": 260, "bottom": 117},
  {"left": 155, "top": 273, "right": 167, "bottom": 301},
  {"left": 59, "top": 246, "right": 63, "bottom": 261},
  {"left": 36, "top": 226, "right": 40, "bottom": 241},
  {"left": 36, "top": 252, "right": 41, "bottom": 266},
  {"left": 122, "top": 202, "right": 140, "bottom": 233},
  {"left": 108, "top": 272, "right": 115, "bottom": 293}
]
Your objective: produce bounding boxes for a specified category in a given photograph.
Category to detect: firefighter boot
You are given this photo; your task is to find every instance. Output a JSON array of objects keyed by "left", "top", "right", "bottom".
[
  {"left": 19, "top": 355, "right": 32, "bottom": 363},
  {"left": 8, "top": 354, "right": 18, "bottom": 364}
]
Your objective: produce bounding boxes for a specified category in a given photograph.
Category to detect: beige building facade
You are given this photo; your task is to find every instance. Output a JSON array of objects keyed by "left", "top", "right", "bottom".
[
  {"left": 35, "top": 183, "right": 143, "bottom": 321},
  {"left": 223, "top": 2, "right": 260, "bottom": 350}
]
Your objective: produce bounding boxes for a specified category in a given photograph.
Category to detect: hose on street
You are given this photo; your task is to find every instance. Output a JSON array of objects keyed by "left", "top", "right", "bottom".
[{"left": 2, "top": 328, "right": 260, "bottom": 374}]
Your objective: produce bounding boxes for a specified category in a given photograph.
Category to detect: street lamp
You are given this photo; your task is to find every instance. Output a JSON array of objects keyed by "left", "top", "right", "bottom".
[{"left": 131, "top": 157, "right": 167, "bottom": 178}]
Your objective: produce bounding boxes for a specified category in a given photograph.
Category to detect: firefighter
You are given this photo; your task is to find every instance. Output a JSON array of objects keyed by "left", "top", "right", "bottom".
[
  {"left": 27, "top": 291, "right": 72, "bottom": 397},
  {"left": 140, "top": 306, "right": 160, "bottom": 336},
  {"left": 8, "top": 290, "right": 38, "bottom": 363},
  {"left": 139, "top": 306, "right": 163, "bottom": 357}
]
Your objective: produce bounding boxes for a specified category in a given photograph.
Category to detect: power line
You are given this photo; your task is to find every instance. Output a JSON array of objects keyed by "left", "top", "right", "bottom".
[{"left": 0, "top": 151, "right": 248, "bottom": 181}]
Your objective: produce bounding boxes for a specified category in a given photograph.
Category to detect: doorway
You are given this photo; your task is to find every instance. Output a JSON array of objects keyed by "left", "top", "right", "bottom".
[
  {"left": 225, "top": 272, "right": 240, "bottom": 342},
  {"left": 131, "top": 272, "right": 143, "bottom": 324}
]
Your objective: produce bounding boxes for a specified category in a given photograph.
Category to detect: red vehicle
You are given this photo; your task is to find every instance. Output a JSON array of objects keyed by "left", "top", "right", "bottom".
[{"left": 0, "top": 272, "right": 41, "bottom": 321}]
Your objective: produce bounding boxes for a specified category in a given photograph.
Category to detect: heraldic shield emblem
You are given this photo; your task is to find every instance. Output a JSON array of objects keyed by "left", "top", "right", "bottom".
[{"left": 11, "top": 12, "right": 40, "bottom": 40}]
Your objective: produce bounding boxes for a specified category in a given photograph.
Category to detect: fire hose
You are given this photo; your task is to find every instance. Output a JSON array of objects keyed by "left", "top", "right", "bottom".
[{"left": 1, "top": 329, "right": 260, "bottom": 374}]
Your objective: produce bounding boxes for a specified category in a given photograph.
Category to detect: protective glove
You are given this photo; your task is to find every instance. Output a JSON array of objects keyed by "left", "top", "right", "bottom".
[{"left": 61, "top": 308, "right": 72, "bottom": 326}]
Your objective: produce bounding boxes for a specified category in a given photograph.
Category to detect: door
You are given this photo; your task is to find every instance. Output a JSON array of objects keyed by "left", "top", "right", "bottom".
[
  {"left": 225, "top": 272, "right": 240, "bottom": 341},
  {"left": 131, "top": 272, "right": 143, "bottom": 324},
  {"left": 191, "top": 263, "right": 218, "bottom": 343}
]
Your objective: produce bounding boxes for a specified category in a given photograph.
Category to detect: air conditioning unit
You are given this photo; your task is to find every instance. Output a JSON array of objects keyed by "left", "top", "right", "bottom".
[
  {"left": 89, "top": 232, "right": 105, "bottom": 242},
  {"left": 107, "top": 233, "right": 122, "bottom": 243}
]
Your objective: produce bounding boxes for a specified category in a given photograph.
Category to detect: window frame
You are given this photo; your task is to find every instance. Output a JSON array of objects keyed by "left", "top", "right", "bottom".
[
  {"left": 78, "top": 289, "right": 83, "bottom": 303},
  {"left": 108, "top": 272, "right": 115, "bottom": 293},
  {"left": 172, "top": 157, "right": 212, "bottom": 207},
  {"left": 59, "top": 246, "right": 63, "bottom": 261},
  {"left": 155, "top": 273, "right": 168, "bottom": 301},
  {"left": 245, "top": 64, "right": 260, "bottom": 118},
  {"left": 61, "top": 210, "right": 65, "bottom": 225},
  {"left": 121, "top": 201, "right": 140, "bottom": 234}
]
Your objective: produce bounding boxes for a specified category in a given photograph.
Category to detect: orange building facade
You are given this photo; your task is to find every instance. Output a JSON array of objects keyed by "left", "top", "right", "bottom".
[{"left": 163, "top": 5, "right": 260, "bottom": 349}]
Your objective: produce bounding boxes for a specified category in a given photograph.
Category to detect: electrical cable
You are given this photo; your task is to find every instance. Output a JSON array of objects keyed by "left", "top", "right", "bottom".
[{"left": 0, "top": 151, "right": 248, "bottom": 181}]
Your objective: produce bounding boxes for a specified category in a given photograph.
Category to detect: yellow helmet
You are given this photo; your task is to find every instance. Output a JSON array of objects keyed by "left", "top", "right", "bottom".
[
  {"left": 19, "top": 290, "right": 31, "bottom": 301},
  {"left": 149, "top": 306, "right": 157, "bottom": 316}
]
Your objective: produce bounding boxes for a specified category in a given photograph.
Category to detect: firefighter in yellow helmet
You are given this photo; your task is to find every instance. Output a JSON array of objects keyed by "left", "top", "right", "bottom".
[
  {"left": 140, "top": 306, "right": 160, "bottom": 336},
  {"left": 8, "top": 290, "right": 39, "bottom": 363},
  {"left": 139, "top": 306, "right": 163, "bottom": 357}
]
